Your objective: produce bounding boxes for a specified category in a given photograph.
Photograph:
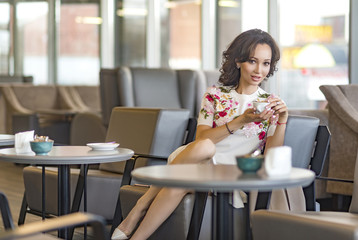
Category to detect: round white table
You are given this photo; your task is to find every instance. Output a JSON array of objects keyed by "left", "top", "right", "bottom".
[
  {"left": 0, "top": 146, "right": 134, "bottom": 239},
  {"left": 0, "top": 134, "right": 14, "bottom": 147},
  {"left": 132, "top": 164, "right": 315, "bottom": 240}
]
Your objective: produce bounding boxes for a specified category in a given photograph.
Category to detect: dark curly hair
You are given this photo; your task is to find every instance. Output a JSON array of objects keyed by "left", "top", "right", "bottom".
[{"left": 218, "top": 29, "right": 280, "bottom": 87}]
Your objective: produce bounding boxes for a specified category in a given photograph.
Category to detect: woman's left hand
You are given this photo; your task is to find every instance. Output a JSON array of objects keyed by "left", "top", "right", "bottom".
[{"left": 267, "top": 96, "right": 288, "bottom": 122}]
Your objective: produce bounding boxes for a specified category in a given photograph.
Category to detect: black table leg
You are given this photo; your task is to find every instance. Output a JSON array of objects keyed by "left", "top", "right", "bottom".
[
  {"left": 187, "top": 192, "right": 208, "bottom": 240},
  {"left": 245, "top": 193, "right": 252, "bottom": 240},
  {"left": 216, "top": 192, "right": 231, "bottom": 240},
  {"left": 42, "top": 166, "right": 46, "bottom": 220},
  {"left": 58, "top": 165, "right": 70, "bottom": 239}
]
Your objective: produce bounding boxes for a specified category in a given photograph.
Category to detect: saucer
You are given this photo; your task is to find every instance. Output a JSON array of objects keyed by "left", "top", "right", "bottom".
[{"left": 86, "top": 142, "right": 120, "bottom": 151}]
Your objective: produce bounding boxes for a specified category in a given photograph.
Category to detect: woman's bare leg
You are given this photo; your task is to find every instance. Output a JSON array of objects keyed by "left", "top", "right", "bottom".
[
  {"left": 130, "top": 187, "right": 189, "bottom": 240},
  {"left": 115, "top": 186, "right": 161, "bottom": 236},
  {"left": 129, "top": 139, "right": 216, "bottom": 239}
]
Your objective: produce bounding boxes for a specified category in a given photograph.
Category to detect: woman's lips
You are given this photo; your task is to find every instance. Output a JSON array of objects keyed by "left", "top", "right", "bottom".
[{"left": 251, "top": 75, "right": 262, "bottom": 81}]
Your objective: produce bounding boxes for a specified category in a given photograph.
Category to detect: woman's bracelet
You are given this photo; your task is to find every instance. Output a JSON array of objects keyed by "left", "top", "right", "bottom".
[
  {"left": 225, "top": 123, "right": 234, "bottom": 134},
  {"left": 277, "top": 121, "right": 287, "bottom": 125}
]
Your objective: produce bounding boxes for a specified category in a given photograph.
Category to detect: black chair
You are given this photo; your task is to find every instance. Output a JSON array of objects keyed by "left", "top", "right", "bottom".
[{"left": 0, "top": 191, "right": 108, "bottom": 240}]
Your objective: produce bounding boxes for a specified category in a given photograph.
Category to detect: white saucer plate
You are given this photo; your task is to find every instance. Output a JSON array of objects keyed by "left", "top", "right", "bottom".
[{"left": 86, "top": 142, "right": 120, "bottom": 151}]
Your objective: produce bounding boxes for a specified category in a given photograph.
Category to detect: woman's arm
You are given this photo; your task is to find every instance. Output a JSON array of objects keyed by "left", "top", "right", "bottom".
[
  {"left": 196, "top": 107, "right": 277, "bottom": 144},
  {"left": 264, "top": 98, "right": 289, "bottom": 153}
]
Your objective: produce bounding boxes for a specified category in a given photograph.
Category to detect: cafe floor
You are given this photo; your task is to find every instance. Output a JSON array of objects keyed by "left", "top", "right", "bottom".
[{"left": 0, "top": 161, "right": 110, "bottom": 239}]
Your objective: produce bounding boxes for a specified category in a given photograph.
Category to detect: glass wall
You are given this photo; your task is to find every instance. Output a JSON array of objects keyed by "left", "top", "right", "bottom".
[
  {"left": 1, "top": 0, "right": 354, "bottom": 111},
  {"left": 163, "top": 0, "right": 201, "bottom": 69},
  {"left": 217, "top": 0, "right": 268, "bottom": 66},
  {"left": 17, "top": 1, "right": 48, "bottom": 84},
  {"left": 58, "top": 2, "right": 100, "bottom": 85},
  {"left": 278, "top": 0, "right": 349, "bottom": 109},
  {"left": 0, "top": 2, "right": 10, "bottom": 74},
  {"left": 115, "top": 0, "right": 147, "bottom": 67}
]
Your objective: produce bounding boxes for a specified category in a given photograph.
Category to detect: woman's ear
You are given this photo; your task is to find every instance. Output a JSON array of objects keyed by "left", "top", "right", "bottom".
[{"left": 236, "top": 63, "right": 240, "bottom": 69}]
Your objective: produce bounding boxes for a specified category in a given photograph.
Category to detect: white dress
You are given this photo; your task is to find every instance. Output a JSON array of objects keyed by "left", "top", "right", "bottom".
[{"left": 168, "top": 86, "right": 305, "bottom": 210}]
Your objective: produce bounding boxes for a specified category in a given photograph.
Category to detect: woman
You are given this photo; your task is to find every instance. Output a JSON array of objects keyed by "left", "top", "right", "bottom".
[{"left": 112, "top": 29, "right": 293, "bottom": 240}]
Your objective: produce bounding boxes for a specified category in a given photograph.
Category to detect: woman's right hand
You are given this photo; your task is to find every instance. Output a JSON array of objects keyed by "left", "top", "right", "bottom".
[{"left": 240, "top": 107, "right": 275, "bottom": 124}]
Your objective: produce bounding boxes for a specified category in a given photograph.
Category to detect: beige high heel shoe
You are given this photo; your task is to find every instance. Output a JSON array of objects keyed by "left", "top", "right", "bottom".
[{"left": 111, "top": 228, "right": 129, "bottom": 240}]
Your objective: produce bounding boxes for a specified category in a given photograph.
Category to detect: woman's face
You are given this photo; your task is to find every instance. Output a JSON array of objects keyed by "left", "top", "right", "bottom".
[{"left": 237, "top": 43, "right": 272, "bottom": 88}]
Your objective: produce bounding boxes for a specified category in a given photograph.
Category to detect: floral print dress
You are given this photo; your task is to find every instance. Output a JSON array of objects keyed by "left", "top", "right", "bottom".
[{"left": 197, "top": 86, "right": 276, "bottom": 165}]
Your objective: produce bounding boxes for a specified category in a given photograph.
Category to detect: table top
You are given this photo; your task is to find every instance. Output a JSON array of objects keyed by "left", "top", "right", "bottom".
[
  {"left": 0, "top": 146, "right": 134, "bottom": 165},
  {"left": 0, "top": 134, "right": 15, "bottom": 147},
  {"left": 131, "top": 164, "right": 315, "bottom": 192}
]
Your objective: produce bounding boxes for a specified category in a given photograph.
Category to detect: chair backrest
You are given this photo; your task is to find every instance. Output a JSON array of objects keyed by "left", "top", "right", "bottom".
[
  {"left": 99, "top": 67, "right": 199, "bottom": 127},
  {"left": 256, "top": 115, "right": 330, "bottom": 211},
  {"left": 284, "top": 115, "right": 330, "bottom": 210},
  {"left": 284, "top": 115, "right": 320, "bottom": 168},
  {"left": 99, "top": 107, "right": 191, "bottom": 174},
  {"left": 117, "top": 67, "right": 197, "bottom": 117}
]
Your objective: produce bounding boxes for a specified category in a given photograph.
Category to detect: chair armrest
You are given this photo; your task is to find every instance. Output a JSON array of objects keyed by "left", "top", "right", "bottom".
[
  {"left": 0, "top": 212, "right": 108, "bottom": 240},
  {"left": 316, "top": 176, "right": 354, "bottom": 183},
  {"left": 121, "top": 154, "right": 168, "bottom": 186},
  {"left": 0, "top": 192, "right": 15, "bottom": 229}
]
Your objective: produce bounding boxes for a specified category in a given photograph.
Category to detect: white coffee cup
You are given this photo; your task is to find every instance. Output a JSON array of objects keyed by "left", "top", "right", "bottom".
[
  {"left": 253, "top": 101, "right": 269, "bottom": 113},
  {"left": 264, "top": 146, "right": 292, "bottom": 176}
]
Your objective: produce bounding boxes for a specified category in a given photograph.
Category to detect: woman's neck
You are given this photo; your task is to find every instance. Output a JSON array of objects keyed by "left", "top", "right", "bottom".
[{"left": 236, "top": 84, "right": 258, "bottom": 95}]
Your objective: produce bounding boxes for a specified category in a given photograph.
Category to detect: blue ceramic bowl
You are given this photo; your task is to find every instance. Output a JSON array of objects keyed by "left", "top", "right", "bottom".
[
  {"left": 30, "top": 141, "right": 54, "bottom": 155},
  {"left": 236, "top": 156, "right": 264, "bottom": 173}
]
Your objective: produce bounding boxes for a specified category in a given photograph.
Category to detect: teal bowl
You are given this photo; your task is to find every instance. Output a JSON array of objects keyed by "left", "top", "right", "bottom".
[
  {"left": 30, "top": 141, "right": 54, "bottom": 155},
  {"left": 236, "top": 156, "right": 264, "bottom": 173}
]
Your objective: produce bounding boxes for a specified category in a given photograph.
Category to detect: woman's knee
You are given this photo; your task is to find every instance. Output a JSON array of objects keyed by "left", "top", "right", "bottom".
[
  {"left": 195, "top": 138, "right": 216, "bottom": 159},
  {"left": 163, "top": 188, "right": 189, "bottom": 199}
]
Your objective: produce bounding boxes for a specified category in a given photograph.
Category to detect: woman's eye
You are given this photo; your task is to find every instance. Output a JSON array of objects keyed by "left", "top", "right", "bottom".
[
  {"left": 264, "top": 62, "right": 271, "bottom": 66},
  {"left": 249, "top": 60, "right": 256, "bottom": 64}
]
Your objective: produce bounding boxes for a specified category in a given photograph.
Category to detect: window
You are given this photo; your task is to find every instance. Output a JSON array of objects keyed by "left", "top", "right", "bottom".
[
  {"left": 217, "top": 0, "right": 268, "bottom": 67},
  {"left": 115, "top": 0, "right": 147, "bottom": 67},
  {"left": 17, "top": 1, "right": 48, "bottom": 84},
  {"left": 0, "top": 2, "right": 10, "bottom": 74},
  {"left": 161, "top": 0, "right": 201, "bottom": 69},
  {"left": 278, "top": 0, "right": 349, "bottom": 109},
  {"left": 58, "top": 2, "right": 100, "bottom": 85}
]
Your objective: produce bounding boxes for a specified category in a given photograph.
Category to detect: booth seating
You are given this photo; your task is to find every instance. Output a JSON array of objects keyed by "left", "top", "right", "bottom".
[
  {"left": 20, "top": 108, "right": 193, "bottom": 237},
  {"left": 0, "top": 84, "right": 100, "bottom": 144}
]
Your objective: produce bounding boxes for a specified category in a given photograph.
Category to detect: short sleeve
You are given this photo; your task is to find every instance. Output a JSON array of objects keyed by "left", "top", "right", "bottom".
[{"left": 197, "top": 92, "right": 215, "bottom": 127}]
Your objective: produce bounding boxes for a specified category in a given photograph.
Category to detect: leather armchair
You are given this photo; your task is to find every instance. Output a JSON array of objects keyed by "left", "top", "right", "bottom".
[
  {"left": 319, "top": 84, "right": 358, "bottom": 196},
  {"left": 20, "top": 108, "right": 192, "bottom": 228},
  {"left": 70, "top": 67, "right": 211, "bottom": 145},
  {"left": 250, "top": 127, "right": 358, "bottom": 240},
  {"left": 118, "top": 115, "right": 330, "bottom": 240},
  {"left": 0, "top": 85, "right": 78, "bottom": 144}
]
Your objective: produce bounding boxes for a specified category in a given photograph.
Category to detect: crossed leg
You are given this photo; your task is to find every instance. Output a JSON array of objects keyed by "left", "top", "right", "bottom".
[{"left": 113, "top": 138, "right": 215, "bottom": 240}]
